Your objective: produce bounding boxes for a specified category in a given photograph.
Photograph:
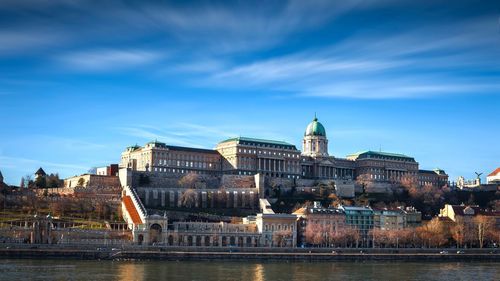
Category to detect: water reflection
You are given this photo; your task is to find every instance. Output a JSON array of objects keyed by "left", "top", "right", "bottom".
[
  {"left": 252, "top": 263, "right": 265, "bottom": 281},
  {"left": 117, "top": 262, "right": 146, "bottom": 281},
  {"left": 0, "top": 260, "right": 499, "bottom": 281}
]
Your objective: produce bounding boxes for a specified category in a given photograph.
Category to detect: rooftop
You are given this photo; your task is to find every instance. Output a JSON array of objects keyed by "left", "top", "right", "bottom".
[
  {"left": 129, "top": 141, "right": 219, "bottom": 154},
  {"left": 218, "top": 136, "right": 297, "bottom": 150},
  {"left": 346, "top": 150, "right": 415, "bottom": 162},
  {"left": 488, "top": 167, "right": 500, "bottom": 177},
  {"left": 35, "top": 167, "right": 46, "bottom": 176},
  {"left": 165, "top": 145, "right": 218, "bottom": 154}
]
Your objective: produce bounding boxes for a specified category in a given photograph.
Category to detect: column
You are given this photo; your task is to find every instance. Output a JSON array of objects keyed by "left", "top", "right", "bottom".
[
  {"left": 233, "top": 191, "right": 238, "bottom": 208},
  {"left": 241, "top": 191, "right": 247, "bottom": 208},
  {"left": 145, "top": 189, "right": 150, "bottom": 205},
  {"left": 202, "top": 191, "right": 207, "bottom": 209},
  {"left": 177, "top": 191, "right": 182, "bottom": 207},
  {"left": 169, "top": 191, "right": 175, "bottom": 207},
  {"left": 195, "top": 192, "right": 200, "bottom": 208}
]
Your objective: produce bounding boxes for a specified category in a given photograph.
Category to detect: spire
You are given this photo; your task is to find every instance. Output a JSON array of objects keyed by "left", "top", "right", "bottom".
[{"left": 313, "top": 112, "right": 318, "bottom": 122}]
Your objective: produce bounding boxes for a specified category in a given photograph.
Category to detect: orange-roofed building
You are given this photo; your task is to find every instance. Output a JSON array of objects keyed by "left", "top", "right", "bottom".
[{"left": 487, "top": 167, "right": 500, "bottom": 184}]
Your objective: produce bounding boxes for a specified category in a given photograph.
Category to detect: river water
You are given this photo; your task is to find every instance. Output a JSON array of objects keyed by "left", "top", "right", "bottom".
[{"left": 0, "top": 259, "right": 498, "bottom": 281}]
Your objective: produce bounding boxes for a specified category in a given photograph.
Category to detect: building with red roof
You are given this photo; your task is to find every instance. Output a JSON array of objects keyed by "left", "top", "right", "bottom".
[{"left": 487, "top": 167, "right": 500, "bottom": 184}]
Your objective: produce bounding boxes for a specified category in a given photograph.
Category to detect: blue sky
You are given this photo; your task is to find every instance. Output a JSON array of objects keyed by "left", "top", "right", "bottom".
[{"left": 0, "top": 0, "right": 499, "bottom": 185}]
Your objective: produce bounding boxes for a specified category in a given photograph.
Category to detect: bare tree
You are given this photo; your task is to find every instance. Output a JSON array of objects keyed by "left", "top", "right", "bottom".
[
  {"left": 180, "top": 189, "right": 197, "bottom": 208},
  {"left": 475, "top": 215, "right": 495, "bottom": 248},
  {"left": 417, "top": 218, "right": 449, "bottom": 248},
  {"left": 451, "top": 218, "right": 467, "bottom": 248},
  {"left": 178, "top": 173, "right": 200, "bottom": 189},
  {"left": 304, "top": 222, "right": 324, "bottom": 247},
  {"left": 273, "top": 230, "right": 292, "bottom": 247}
]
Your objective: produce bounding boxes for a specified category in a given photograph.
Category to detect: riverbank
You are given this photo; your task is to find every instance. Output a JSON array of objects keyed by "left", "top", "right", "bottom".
[{"left": 1, "top": 246, "right": 499, "bottom": 261}]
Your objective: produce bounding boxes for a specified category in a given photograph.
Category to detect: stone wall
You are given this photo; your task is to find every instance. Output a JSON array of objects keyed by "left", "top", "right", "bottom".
[
  {"left": 130, "top": 171, "right": 221, "bottom": 189},
  {"left": 136, "top": 187, "right": 259, "bottom": 210},
  {"left": 64, "top": 175, "right": 120, "bottom": 189},
  {"left": 221, "top": 175, "right": 256, "bottom": 189}
]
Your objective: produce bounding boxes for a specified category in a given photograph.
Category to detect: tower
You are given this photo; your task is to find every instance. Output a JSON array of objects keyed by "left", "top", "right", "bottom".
[{"left": 302, "top": 115, "right": 328, "bottom": 157}]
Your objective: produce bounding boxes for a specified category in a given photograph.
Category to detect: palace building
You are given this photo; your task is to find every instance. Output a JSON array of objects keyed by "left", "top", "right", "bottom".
[{"left": 119, "top": 116, "right": 448, "bottom": 187}]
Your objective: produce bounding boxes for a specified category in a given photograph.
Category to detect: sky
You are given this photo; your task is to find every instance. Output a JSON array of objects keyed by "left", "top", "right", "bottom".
[{"left": 0, "top": 0, "right": 499, "bottom": 185}]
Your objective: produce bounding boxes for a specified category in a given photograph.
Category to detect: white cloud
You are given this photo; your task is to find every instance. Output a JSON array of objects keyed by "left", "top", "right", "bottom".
[
  {"left": 194, "top": 15, "right": 500, "bottom": 99},
  {"left": 211, "top": 54, "right": 404, "bottom": 85},
  {"left": 0, "top": 30, "right": 66, "bottom": 55},
  {"left": 0, "top": 156, "right": 88, "bottom": 171},
  {"left": 296, "top": 77, "right": 500, "bottom": 99},
  {"left": 58, "top": 49, "right": 163, "bottom": 71}
]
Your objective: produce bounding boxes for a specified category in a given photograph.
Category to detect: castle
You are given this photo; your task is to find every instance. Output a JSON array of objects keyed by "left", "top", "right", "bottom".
[{"left": 120, "top": 116, "right": 448, "bottom": 188}]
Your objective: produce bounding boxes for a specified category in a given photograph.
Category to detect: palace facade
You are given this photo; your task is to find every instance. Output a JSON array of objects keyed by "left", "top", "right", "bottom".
[{"left": 119, "top": 117, "right": 448, "bottom": 187}]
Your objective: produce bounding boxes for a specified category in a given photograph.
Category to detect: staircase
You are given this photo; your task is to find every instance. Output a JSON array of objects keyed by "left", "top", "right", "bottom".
[{"left": 122, "top": 185, "right": 147, "bottom": 229}]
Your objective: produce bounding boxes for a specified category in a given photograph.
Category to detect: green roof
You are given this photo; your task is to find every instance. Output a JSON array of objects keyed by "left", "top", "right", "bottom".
[
  {"left": 146, "top": 139, "right": 167, "bottom": 147},
  {"left": 304, "top": 116, "right": 326, "bottom": 137},
  {"left": 346, "top": 150, "right": 415, "bottom": 161},
  {"left": 219, "top": 137, "right": 297, "bottom": 149},
  {"left": 126, "top": 144, "right": 141, "bottom": 151}
]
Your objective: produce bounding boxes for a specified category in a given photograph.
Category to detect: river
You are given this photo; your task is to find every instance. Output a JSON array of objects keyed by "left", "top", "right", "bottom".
[{"left": 0, "top": 259, "right": 498, "bottom": 281}]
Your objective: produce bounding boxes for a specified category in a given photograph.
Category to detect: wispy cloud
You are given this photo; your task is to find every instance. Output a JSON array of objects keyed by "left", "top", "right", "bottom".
[
  {"left": 0, "top": 156, "right": 88, "bottom": 171},
  {"left": 0, "top": 30, "right": 67, "bottom": 55},
  {"left": 57, "top": 49, "right": 163, "bottom": 71},
  {"left": 36, "top": 136, "right": 106, "bottom": 150},
  {"left": 193, "top": 15, "right": 500, "bottom": 99},
  {"left": 298, "top": 80, "right": 500, "bottom": 99},
  {"left": 115, "top": 126, "right": 208, "bottom": 148},
  {"left": 0, "top": 0, "right": 393, "bottom": 59},
  {"left": 210, "top": 55, "right": 404, "bottom": 85},
  {"left": 114, "top": 121, "right": 297, "bottom": 149}
]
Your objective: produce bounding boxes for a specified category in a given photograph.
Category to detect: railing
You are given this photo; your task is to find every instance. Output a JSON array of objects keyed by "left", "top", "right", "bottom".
[{"left": 123, "top": 185, "right": 147, "bottom": 223}]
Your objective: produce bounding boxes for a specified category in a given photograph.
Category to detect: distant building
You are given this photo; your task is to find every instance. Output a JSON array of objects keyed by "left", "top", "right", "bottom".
[
  {"left": 456, "top": 173, "right": 497, "bottom": 191},
  {"left": 293, "top": 202, "right": 345, "bottom": 246},
  {"left": 34, "top": 167, "right": 46, "bottom": 180},
  {"left": 401, "top": 206, "right": 423, "bottom": 227},
  {"left": 339, "top": 205, "right": 374, "bottom": 247},
  {"left": 418, "top": 169, "right": 449, "bottom": 187},
  {"left": 373, "top": 208, "right": 406, "bottom": 230},
  {"left": 373, "top": 206, "right": 421, "bottom": 230},
  {"left": 96, "top": 164, "right": 119, "bottom": 176},
  {"left": 120, "top": 140, "right": 222, "bottom": 175},
  {"left": 216, "top": 137, "right": 302, "bottom": 179},
  {"left": 347, "top": 151, "right": 418, "bottom": 184},
  {"left": 487, "top": 168, "right": 500, "bottom": 184},
  {"left": 439, "top": 204, "right": 500, "bottom": 227}
]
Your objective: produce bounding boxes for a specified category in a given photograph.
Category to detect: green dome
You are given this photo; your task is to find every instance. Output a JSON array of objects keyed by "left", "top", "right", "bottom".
[{"left": 305, "top": 117, "right": 326, "bottom": 136}]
